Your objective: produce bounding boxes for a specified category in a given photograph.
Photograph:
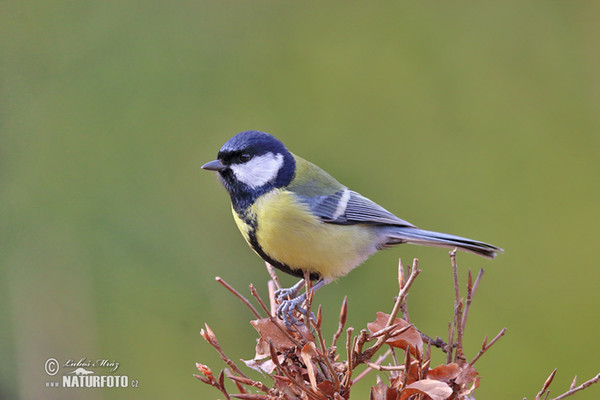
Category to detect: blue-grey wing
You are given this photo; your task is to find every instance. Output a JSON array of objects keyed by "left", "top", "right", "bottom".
[{"left": 299, "top": 189, "right": 416, "bottom": 227}]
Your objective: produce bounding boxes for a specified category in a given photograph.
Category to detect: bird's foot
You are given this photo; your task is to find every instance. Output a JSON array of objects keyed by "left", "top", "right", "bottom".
[
  {"left": 274, "top": 280, "right": 324, "bottom": 328},
  {"left": 274, "top": 280, "right": 304, "bottom": 304},
  {"left": 276, "top": 293, "right": 308, "bottom": 328}
]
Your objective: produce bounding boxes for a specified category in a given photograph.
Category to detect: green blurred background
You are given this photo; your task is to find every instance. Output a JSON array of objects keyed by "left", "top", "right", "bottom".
[{"left": 2, "top": 1, "right": 600, "bottom": 399}]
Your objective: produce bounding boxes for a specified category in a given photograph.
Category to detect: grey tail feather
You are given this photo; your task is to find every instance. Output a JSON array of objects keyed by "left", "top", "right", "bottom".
[{"left": 383, "top": 227, "right": 503, "bottom": 259}]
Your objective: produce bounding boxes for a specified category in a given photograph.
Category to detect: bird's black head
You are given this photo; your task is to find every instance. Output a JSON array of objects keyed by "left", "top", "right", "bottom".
[{"left": 202, "top": 130, "right": 296, "bottom": 213}]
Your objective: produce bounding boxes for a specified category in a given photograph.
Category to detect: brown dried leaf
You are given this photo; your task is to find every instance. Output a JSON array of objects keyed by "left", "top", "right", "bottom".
[
  {"left": 455, "top": 364, "right": 478, "bottom": 386},
  {"left": 370, "top": 377, "right": 398, "bottom": 400},
  {"left": 400, "top": 379, "right": 452, "bottom": 400},
  {"left": 242, "top": 358, "right": 277, "bottom": 374},
  {"left": 367, "top": 312, "right": 423, "bottom": 357},
  {"left": 273, "top": 375, "right": 302, "bottom": 398},
  {"left": 427, "top": 363, "right": 461, "bottom": 382},
  {"left": 317, "top": 380, "right": 335, "bottom": 397},
  {"left": 254, "top": 337, "right": 271, "bottom": 360},
  {"left": 390, "top": 361, "right": 420, "bottom": 389},
  {"left": 300, "top": 342, "right": 319, "bottom": 390},
  {"left": 459, "top": 376, "right": 480, "bottom": 397},
  {"left": 250, "top": 318, "right": 313, "bottom": 353}
]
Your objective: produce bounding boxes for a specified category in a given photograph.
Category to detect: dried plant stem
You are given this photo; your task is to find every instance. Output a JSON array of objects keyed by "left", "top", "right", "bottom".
[
  {"left": 368, "top": 322, "right": 408, "bottom": 340},
  {"left": 352, "top": 349, "right": 393, "bottom": 384},
  {"left": 311, "top": 306, "right": 340, "bottom": 390},
  {"left": 304, "top": 270, "right": 313, "bottom": 328},
  {"left": 265, "top": 263, "right": 282, "bottom": 290},
  {"left": 449, "top": 249, "right": 466, "bottom": 364},
  {"left": 267, "top": 280, "right": 277, "bottom": 317},
  {"left": 550, "top": 372, "right": 600, "bottom": 400},
  {"left": 365, "top": 361, "right": 406, "bottom": 371},
  {"left": 421, "top": 332, "right": 449, "bottom": 350},
  {"left": 249, "top": 284, "right": 303, "bottom": 349},
  {"left": 397, "top": 259, "right": 411, "bottom": 322},
  {"left": 239, "top": 392, "right": 271, "bottom": 399},
  {"left": 216, "top": 277, "right": 262, "bottom": 319},
  {"left": 332, "top": 296, "right": 348, "bottom": 349},
  {"left": 469, "top": 327, "right": 507, "bottom": 366},
  {"left": 536, "top": 369, "right": 558, "bottom": 400},
  {"left": 343, "top": 327, "right": 355, "bottom": 388},
  {"left": 387, "top": 259, "right": 420, "bottom": 328},
  {"left": 461, "top": 269, "right": 484, "bottom": 333},
  {"left": 201, "top": 324, "right": 248, "bottom": 379},
  {"left": 225, "top": 369, "right": 248, "bottom": 394},
  {"left": 361, "top": 260, "right": 420, "bottom": 362},
  {"left": 400, "top": 345, "right": 411, "bottom": 390},
  {"left": 198, "top": 256, "right": 599, "bottom": 400},
  {"left": 268, "top": 341, "right": 323, "bottom": 400},
  {"left": 228, "top": 375, "right": 271, "bottom": 394}
]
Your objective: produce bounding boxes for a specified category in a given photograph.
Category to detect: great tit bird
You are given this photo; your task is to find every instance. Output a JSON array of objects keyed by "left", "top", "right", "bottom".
[{"left": 203, "top": 130, "right": 502, "bottom": 326}]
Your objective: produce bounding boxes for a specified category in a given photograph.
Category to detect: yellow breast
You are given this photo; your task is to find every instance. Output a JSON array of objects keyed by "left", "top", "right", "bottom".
[{"left": 233, "top": 189, "right": 378, "bottom": 280}]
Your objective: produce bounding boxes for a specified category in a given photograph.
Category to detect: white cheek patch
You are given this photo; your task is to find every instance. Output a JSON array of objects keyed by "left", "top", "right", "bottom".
[{"left": 230, "top": 152, "right": 284, "bottom": 189}]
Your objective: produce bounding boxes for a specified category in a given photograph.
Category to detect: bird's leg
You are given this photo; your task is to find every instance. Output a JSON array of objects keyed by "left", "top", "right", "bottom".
[{"left": 275, "top": 279, "right": 330, "bottom": 328}]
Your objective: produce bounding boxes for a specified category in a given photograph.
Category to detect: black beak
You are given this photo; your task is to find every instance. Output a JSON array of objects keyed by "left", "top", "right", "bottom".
[{"left": 201, "top": 159, "right": 227, "bottom": 171}]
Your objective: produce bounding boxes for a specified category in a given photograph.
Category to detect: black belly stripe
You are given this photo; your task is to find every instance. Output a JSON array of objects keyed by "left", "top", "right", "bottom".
[{"left": 246, "top": 222, "right": 321, "bottom": 281}]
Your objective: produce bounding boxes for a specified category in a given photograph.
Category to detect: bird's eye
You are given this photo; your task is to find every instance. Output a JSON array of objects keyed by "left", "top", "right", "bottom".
[{"left": 239, "top": 153, "right": 252, "bottom": 163}]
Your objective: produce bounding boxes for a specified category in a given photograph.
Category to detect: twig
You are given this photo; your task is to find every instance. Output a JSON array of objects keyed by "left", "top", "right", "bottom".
[
  {"left": 446, "top": 321, "right": 453, "bottom": 362},
  {"left": 361, "top": 259, "right": 420, "bottom": 361},
  {"left": 446, "top": 320, "right": 454, "bottom": 364},
  {"left": 400, "top": 346, "right": 411, "bottom": 390},
  {"left": 249, "top": 284, "right": 303, "bottom": 349},
  {"left": 398, "top": 259, "right": 411, "bottom": 322},
  {"left": 535, "top": 369, "right": 557, "bottom": 400},
  {"left": 226, "top": 369, "right": 247, "bottom": 394},
  {"left": 449, "top": 249, "right": 466, "bottom": 364},
  {"left": 311, "top": 305, "right": 340, "bottom": 390},
  {"left": 201, "top": 324, "right": 248, "bottom": 379},
  {"left": 549, "top": 372, "right": 600, "bottom": 400},
  {"left": 304, "top": 270, "right": 313, "bottom": 328},
  {"left": 268, "top": 341, "right": 324, "bottom": 400},
  {"left": 450, "top": 249, "right": 460, "bottom": 305},
  {"left": 216, "top": 277, "right": 262, "bottom": 319},
  {"left": 332, "top": 296, "right": 348, "bottom": 350},
  {"left": 387, "top": 259, "right": 420, "bottom": 328},
  {"left": 264, "top": 262, "right": 282, "bottom": 290},
  {"left": 391, "top": 347, "right": 399, "bottom": 367},
  {"left": 365, "top": 361, "right": 406, "bottom": 371},
  {"left": 342, "top": 327, "right": 354, "bottom": 388},
  {"left": 228, "top": 375, "right": 271, "bottom": 394},
  {"left": 352, "top": 349, "right": 393, "bottom": 384},
  {"left": 461, "top": 269, "right": 484, "bottom": 333},
  {"left": 420, "top": 332, "right": 449, "bottom": 350},
  {"left": 368, "top": 322, "right": 409, "bottom": 340},
  {"left": 267, "top": 280, "right": 277, "bottom": 317},
  {"left": 231, "top": 394, "right": 271, "bottom": 400},
  {"left": 195, "top": 363, "right": 231, "bottom": 400},
  {"left": 469, "top": 327, "right": 507, "bottom": 366}
]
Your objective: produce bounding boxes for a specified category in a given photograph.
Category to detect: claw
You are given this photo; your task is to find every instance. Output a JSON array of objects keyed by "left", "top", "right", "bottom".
[
  {"left": 276, "top": 293, "right": 307, "bottom": 328},
  {"left": 273, "top": 278, "right": 329, "bottom": 328},
  {"left": 274, "top": 280, "right": 305, "bottom": 304},
  {"left": 274, "top": 287, "right": 300, "bottom": 303}
]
